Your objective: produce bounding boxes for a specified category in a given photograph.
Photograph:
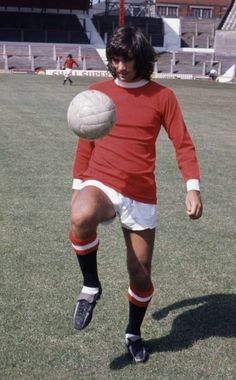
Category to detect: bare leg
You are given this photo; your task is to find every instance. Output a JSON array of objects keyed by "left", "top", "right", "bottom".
[
  {"left": 123, "top": 228, "right": 155, "bottom": 361},
  {"left": 69, "top": 186, "right": 116, "bottom": 330},
  {"left": 70, "top": 186, "right": 116, "bottom": 239},
  {"left": 123, "top": 228, "right": 155, "bottom": 291}
]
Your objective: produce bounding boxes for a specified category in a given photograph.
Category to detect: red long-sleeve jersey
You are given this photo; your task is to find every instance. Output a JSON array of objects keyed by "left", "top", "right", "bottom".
[
  {"left": 72, "top": 80, "right": 200, "bottom": 204},
  {"left": 64, "top": 57, "right": 79, "bottom": 69}
]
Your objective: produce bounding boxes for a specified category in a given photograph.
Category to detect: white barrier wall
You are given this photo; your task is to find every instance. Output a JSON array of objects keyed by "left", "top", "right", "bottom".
[
  {"left": 45, "top": 69, "right": 112, "bottom": 78},
  {"left": 163, "top": 18, "right": 181, "bottom": 51}
]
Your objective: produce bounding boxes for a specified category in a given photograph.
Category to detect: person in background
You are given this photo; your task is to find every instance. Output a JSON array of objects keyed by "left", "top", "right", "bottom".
[
  {"left": 62, "top": 54, "right": 79, "bottom": 85},
  {"left": 209, "top": 68, "right": 218, "bottom": 81},
  {"left": 68, "top": 26, "right": 203, "bottom": 363}
]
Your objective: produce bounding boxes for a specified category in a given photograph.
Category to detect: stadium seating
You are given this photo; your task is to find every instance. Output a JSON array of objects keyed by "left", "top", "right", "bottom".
[
  {"left": 0, "top": 28, "right": 22, "bottom": 42},
  {"left": 92, "top": 15, "right": 164, "bottom": 47},
  {"left": 218, "top": 0, "right": 236, "bottom": 30},
  {"left": 0, "top": 1, "right": 235, "bottom": 80},
  {"left": 0, "top": 11, "right": 90, "bottom": 44},
  {"left": 0, "top": 0, "right": 89, "bottom": 11},
  {"left": 180, "top": 18, "right": 220, "bottom": 48},
  {"left": 215, "top": 0, "right": 236, "bottom": 55},
  {"left": 0, "top": 42, "right": 106, "bottom": 72}
]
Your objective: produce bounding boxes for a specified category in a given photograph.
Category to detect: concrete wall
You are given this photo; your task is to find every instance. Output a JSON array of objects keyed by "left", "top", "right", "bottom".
[
  {"left": 214, "top": 30, "right": 236, "bottom": 54},
  {"left": 163, "top": 18, "right": 181, "bottom": 51}
]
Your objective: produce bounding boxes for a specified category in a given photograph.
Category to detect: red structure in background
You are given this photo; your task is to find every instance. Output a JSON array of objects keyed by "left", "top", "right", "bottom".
[{"left": 119, "top": 0, "right": 125, "bottom": 26}]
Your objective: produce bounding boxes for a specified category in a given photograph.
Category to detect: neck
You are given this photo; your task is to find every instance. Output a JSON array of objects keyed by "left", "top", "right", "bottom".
[{"left": 114, "top": 78, "right": 149, "bottom": 88}]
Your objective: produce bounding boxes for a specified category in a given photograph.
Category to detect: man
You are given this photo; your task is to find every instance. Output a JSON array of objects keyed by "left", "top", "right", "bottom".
[
  {"left": 62, "top": 54, "right": 79, "bottom": 85},
  {"left": 209, "top": 68, "right": 218, "bottom": 81},
  {"left": 68, "top": 26, "right": 203, "bottom": 363}
]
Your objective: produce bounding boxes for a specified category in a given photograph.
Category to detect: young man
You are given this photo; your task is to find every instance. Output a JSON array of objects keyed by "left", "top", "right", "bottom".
[
  {"left": 68, "top": 26, "right": 203, "bottom": 363},
  {"left": 62, "top": 54, "right": 79, "bottom": 85}
]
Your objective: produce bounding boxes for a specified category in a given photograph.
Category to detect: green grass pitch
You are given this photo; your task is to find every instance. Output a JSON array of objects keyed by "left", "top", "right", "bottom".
[{"left": 0, "top": 74, "right": 235, "bottom": 380}]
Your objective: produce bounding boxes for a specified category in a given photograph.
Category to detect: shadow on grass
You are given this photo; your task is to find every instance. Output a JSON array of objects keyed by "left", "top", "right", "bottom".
[{"left": 110, "top": 293, "right": 236, "bottom": 370}]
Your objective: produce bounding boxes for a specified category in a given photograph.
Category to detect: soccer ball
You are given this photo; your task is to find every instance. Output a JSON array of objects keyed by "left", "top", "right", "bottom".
[{"left": 67, "top": 89, "right": 116, "bottom": 140}]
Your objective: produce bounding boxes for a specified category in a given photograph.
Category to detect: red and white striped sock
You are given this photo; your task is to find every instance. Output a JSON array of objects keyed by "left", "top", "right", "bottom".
[
  {"left": 68, "top": 229, "right": 99, "bottom": 255},
  {"left": 126, "top": 284, "right": 154, "bottom": 336},
  {"left": 68, "top": 230, "right": 100, "bottom": 288},
  {"left": 128, "top": 284, "right": 154, "bottom": 307}
]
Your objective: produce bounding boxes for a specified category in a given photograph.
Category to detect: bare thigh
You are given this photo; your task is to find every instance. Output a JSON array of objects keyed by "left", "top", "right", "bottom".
[{"left": 70, "top": 186, "right": 116, "bottom": 239}]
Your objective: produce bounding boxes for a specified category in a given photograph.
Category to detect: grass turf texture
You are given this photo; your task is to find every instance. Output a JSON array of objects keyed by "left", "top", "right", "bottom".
[{"left": 0, "top": 74, "right": 235, "bottom": 380}]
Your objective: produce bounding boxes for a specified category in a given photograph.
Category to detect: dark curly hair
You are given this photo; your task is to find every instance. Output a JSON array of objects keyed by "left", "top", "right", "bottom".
[{"left": 106, "top": 26, "right": 157, "bottom": 80}]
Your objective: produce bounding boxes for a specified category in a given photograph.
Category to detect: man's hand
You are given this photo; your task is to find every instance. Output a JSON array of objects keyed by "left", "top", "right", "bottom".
[{"left": 185, "top": 190, "right": 203, "bottom": 219}]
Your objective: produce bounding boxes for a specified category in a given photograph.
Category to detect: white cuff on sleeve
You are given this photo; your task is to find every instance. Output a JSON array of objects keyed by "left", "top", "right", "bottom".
[
  {"left": 186, "top": 179, "right": 200, "bottom": 192},
  {"left": 72, "top": 178, "right": 83, "bottom": 190}
]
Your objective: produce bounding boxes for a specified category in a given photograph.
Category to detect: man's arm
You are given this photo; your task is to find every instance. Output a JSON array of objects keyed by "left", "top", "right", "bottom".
[
  {"left": 162, "top": 90, "right": 203, "bottom": 219},
  {"left": 73, "top": 59, "right": 79, "bottom": 69},
  {"left": 162, "top": 90, "right": 200, "bottom": 183}
]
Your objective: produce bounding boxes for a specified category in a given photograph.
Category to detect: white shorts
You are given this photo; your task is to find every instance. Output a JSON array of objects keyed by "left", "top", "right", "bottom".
[
  {"left": 64, "top": 68, "right": 72, "bottom": 78},
  {"left": 72, "top": 179, "right": 158, "bottom": 231}
]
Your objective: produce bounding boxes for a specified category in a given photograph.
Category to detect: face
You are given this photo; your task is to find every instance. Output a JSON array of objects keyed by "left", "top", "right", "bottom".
[{"left": 111, "top": 56, "right": 139, "bottom": 82}]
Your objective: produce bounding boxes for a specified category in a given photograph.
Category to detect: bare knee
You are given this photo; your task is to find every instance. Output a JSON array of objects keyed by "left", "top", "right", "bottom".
[
  {"left": 70, "top": 205, "right": 97, "bottom": 240},
  {"left": 70, "top": 187, "right": 115, "bottom": 239}
]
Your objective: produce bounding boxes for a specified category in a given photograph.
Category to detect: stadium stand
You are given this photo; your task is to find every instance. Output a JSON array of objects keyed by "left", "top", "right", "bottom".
[
  {"left": 92, "top": 14, "right": 164, "bottom": 46},
  {"left": 0, "top": 11, "right": 90, "bottom": 44},
  {"left": 217, "top": 0, "right": 236, "bottom": 29},
  {"left": 156, "top": 51, "right": 218, "bottom": 76},
  {"left": 180, "top": 18, "right": 220, "bottom": 48},
  {"left": 0, "top": 0, "right": 90, "bottom": 12},
  {"left": 214, "top": 0, "right": 236, "bottom": 55},
  {"left": 0, "top": 0, "right": 235, "bottom": 81},
  {"left": 0, "top": 42, "right": 106, "bottom": 72}
]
